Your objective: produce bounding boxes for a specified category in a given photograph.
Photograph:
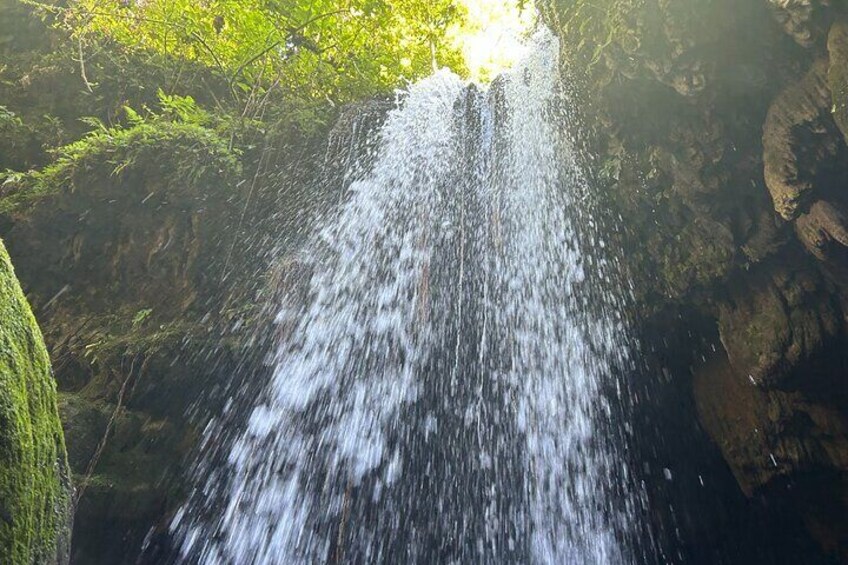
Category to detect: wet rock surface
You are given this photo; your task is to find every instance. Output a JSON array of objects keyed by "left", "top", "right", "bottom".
[
  {"left": 763, "top": 58, "right": 843, "bottom": 221},
  {"left": 717, "top": 261, "right": 843, "bottom": 388},
  {"left": 795, "top": 199, "right": 848, "bottom": 259},
  {"left": 543, "top": 0, "right": 848, "bottom": 558},
  {"left": 0, "top": 98, "right": 335, "bottom": 561},
  {"left": 769, "top": 0, "right": 833, "bottom": 47}
]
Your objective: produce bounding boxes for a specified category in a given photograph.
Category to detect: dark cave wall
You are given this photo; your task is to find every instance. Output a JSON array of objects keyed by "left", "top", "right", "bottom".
[{"left": 540, "top": 0, "right": 848, "bottom": 558}]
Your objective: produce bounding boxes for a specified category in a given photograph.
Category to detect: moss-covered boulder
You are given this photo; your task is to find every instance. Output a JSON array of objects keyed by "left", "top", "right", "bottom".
[{"left": 0, "top": 239, "right": 72, "bottom": 564}]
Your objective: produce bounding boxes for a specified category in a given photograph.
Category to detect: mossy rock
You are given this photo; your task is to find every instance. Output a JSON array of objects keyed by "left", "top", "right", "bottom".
[{"left": 0, "top": 239, "right": 72, "bottom": 564}]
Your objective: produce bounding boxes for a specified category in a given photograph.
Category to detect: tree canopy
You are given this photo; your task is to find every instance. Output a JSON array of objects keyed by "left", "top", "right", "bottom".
[{"left": 42, "top": 0, "right": 468, "bottom": 114}]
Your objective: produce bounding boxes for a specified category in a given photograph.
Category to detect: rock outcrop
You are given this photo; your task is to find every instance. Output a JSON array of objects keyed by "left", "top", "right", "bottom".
[
  {"left": 795, "top": 199, "right": 848, "bottom": 259},
  {"left": 769, "top": 0, "right": 832, "bottom": 47},
  {"left": 0, "top": 71, "right": 342, "bottom": 560},
  {"left": 0, "top": 239, "right": 72, "bottom": 564},
  {"left": 0, "top": 129, "right": 251, "bottom": 562},
  {"left": 828, "top": 18, "right": 848, "bottom": 140},
  {"left": 763, "top": 59, "right": 842, "bottom": 221},
  {"left": 717, "top": 262, "right": 843, "bottom": 388},
  {"left": 693, "top": 349, "right": 848, "bottom": 497},
  {"left": 542, "top": 0, "right": 848, "bottom": 558}
]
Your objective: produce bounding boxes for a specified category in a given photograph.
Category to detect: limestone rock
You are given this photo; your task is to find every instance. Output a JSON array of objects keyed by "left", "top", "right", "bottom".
[
  {"left": 768, "top": 0, "right": 831, "bottom": 47},
  {"left": 717, "top": 263, "right": 842, "bottom": 387},
  {"left": 763, "top": 59, "right": 842, "bottom": 220},
  {"left": 742, "top": 210, "right": 786, "bottom": 263},
  {"left": 538, "top": 0, "right": 760, "bottom": 98},
  {"left": 693, "top": 350, "right": 848, "bottom": 496},
  {"left": 795, "top": 199, "right": 848, "bottom": 259},
  {"left": 828, "top": 19, "right": 848, "bottom": 142},
  {"left": 540, "top": 0, "right": 848, "bottom": 555},
  {"left": 657, "top": 216, "right": 736, "bottom": 298}
]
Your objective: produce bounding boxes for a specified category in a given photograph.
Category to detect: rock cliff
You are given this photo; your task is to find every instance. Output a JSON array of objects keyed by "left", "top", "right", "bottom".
[{"left": 540, "top": 0, "right": 848, "bottom": 557}]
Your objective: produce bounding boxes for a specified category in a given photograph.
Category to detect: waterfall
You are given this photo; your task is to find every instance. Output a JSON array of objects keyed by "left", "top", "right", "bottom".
[{"left": 171, "top": 28, "right": 640, "bottom": 564}]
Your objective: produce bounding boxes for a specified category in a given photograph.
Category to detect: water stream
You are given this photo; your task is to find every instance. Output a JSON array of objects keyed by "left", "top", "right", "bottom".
[{"left": 172, "top": 28, "right": 641, "bottom": 564}]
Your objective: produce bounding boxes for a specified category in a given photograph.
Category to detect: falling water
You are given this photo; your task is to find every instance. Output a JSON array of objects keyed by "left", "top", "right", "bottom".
[{"left": 172, "top": 28, "right": 641, "bottom": 564}]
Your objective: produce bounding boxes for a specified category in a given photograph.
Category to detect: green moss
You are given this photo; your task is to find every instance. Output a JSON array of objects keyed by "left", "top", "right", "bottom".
[
  {"left": 0, "top": 99, "right": 242, "bottom": 216},
  {"left": 0, "top": 239, "right": 72, "bottom": 564},
  {"left": 538, "top": 0, "right": 646, "bottom": 71},
  {"left": 0, "top": 125, "right": 240, "bottom": 215}
]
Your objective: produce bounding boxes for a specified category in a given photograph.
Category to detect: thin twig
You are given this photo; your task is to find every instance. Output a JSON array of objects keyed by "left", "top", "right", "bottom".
[
  {"left": 78, "top": 37, "right": 94, "bottom": 93},
  {"left": 74, "top": 354, "right": 141, "bottom": 504}
]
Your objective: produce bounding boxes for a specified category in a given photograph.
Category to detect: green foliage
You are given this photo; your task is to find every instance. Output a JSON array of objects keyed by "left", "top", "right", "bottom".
[
  {"left": 131, "top": 308, "right": 153, "bottom": 329},
  {"left": 0, "top": 107, "right": 28, "bottom": 167},
  {"left": 0, "top": 105, "right": 61, "bottom": 171},
  {"left": 80, "top": 307, "right": 195, "bottom": 370},
  {"left": 0, "top": 0, "right": 54, "bottom": 54},
  {"left": 0, "top": 239, "right": 71, "bottom": 564},
  {"left": 0, "top": 0, "right": 475, "bottom": 218},
  {"left": 543, "top": 0, "right": 645, "bottom": 67},
  {"left": 0, "top": 90, "right": 242, "bottom": 215},
  {"left": 29, "top": 0, "right": 467, "bottom": 113},
  {"left": 0, "top": 106, "right": 23, "bottom": 128},
  {"left": 156, "top": 89, "right": 212, "bottom": 125}
]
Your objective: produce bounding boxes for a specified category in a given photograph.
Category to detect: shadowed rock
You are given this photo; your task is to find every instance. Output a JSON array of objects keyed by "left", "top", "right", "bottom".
[
  {"left": 795, "top": 199, "right": 848, "bottom": 259},
  {"left": 763, "top": 59, "right": 842, "bottom": 221}
]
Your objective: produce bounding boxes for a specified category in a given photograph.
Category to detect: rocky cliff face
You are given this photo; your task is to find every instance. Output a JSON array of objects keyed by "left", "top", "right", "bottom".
[
  {"left": 0, "top": 239, "right": 72, "bottom": 564},
  {"left": 540, "top": 0, "right": 848, "bottom": 558},
  {"left": 0, "top": 124, "right": 329, "bottom": 562},
  {"left": 0, "top": 44, "right": 384, "bottom": 558},
  {"left": 4, "top": 0, "right": 848, "bottom": 559}
]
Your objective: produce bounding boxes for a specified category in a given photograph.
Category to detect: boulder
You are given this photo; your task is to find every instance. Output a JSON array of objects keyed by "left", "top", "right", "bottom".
[
  {"left": 0, "top": 239, "right": 72, "bottom": 564},
  {"left": 694, "top": 349, "right": 848, "bottom": 496}
]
